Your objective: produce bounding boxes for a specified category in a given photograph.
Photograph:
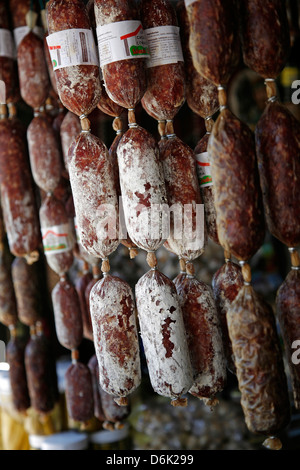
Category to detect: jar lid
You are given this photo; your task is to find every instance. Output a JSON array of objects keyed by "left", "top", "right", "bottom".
[
  {"left": 90, "top": 423, "right": 129, "bottom": 445},
  {"left": 41, "top": 431, "right": 89, "bottom": 450}
]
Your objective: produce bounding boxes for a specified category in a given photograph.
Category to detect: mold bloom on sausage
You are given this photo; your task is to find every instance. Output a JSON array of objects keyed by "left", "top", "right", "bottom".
[
  {"left": 212, "top": 260, "right": 244, "bottom": 373},
  {"left": 68, "top": 131, "right": 120, "bottom": 259},
  {"left": 117, "top": 126, "right": 168, "bottom": 252},
  {"left": 160, "top": 135, "right": 206, "bottom": 260},
  {"left": 135, "top": 269, "right": 193, "bottom": 401},
  {"left": 175, "top": 275, "right": 226, "bottom": 401},
  {"left": 89, "top": 274, "right": 141, "bottom": 400},
  {"left": 207, "top": 108, "right": 265, "bottom": 261},
  {"left": 227, "top": 285, "right": 291, "bottom": 436},
  {"left": 255, "top": 101, "right": 300, "bottom": 248},
  {"left": 46, "top": 0, "right": 102, "bottom": 117}
]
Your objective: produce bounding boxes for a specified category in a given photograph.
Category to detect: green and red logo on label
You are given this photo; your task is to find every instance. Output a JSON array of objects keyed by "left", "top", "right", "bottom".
[
  {"left": 42, "top": 223, "right": 74, "bottom": 255},
  {"left": 196, "top": 152, "right": 213, "bottom": 188},
  {"left": 120, "top": 24, "right": 149, "bottom": 57},
  {"left": 97, "top": 20, "right": 150, "bottom": 67}
]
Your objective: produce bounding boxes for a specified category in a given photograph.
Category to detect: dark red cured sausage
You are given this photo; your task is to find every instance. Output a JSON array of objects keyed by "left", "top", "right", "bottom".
[
  {"left": 185, "top": 0, "right": 240, "bottom": 86},
  {"left": 212, "top": 260, "right": 244, "bottom": 373},
  {"left": 140, "top": 0, "right": 186, "bottom": 121},
  {"left": 176, "top": 1, "right": 219, "bottom": 119},
  {"left": 135, "top": 269, "right": 193, "bottom": 405},
  {"left": 84, "top": 266, "right": 102, "bottom": 342},
  {"left": 11, "top": 257, "right": 41, "bottom": 327},
  {"left": 24, "top": 329, "right": 57, "bottom": 415},
  {"left": 6, "top": 334, "right": 30, "bottom": 413},
  {"left": 175, "top": 273, "right": 226, "bottom": 403},
  {"left": 94, "top": 0, "right": 147, "bottom": 110},
  {"left": 276, "top": 268, "right": 300, "bottom": 410},
  {"left": 207, "top": 108, "right": 265, "bottom": 261},
  {"left": 0, "top": 248, "right": 18, "bottom": 327},
  {"left": 88, "top": 354, "right": 130, "bottom": 427},
  {"left": 27, "top": 113, "right": 63, "bottom": 194},
  {"left": 89, "top": 274, "right": 141, "bottom": 403},
  {"left": 17, "top": 31, "right": 50, "bottom": 110},
  {"left": 109, "top": 130, "right": 138, "bottom": 255},
  {"left": 65, "top": 359, "right": 94, "bottom": 424},
  {"left": 227, "top": 285, "right": 291, "bottom": 438},
  {"left": 88, "top": 353, "right": 106, "bottom": 422},
  {"left": 9, "top": 0, "right": 37, "bottom": 29},
  {"left": 0, "top": 118, "right": 41, "bottom": 262},
  {"left": 75, "top": 264, "right": 93, "bottom": 342},
  {"left": 159, "top": 135, "right": 206, "bottom": 261},
  {"left": 194, "top": 132, "right": 219, "bottom": 245},
  {"left": 239, "top": 0, "right": 290, "bottom": 79},
  {"left": 97, "top": 81, "right": 125, "bottom": 118},
  {"left": 46, "top": 0, "right": 102, "bottom": 117},
  {"left": 60, "top": 111, "right": 81, "bottom": 174},
  {"left": 68, "top": 131, "right": 120, "bottom": 262},
  {"left": 255, "top": 101, "right": 300, "bottom": 248},
  {"left": 51, "top": 275, "right": 83, "bottom": 351},
  {"left": 0, "top": 0, "right": 18, "bottom": 104},
  {"left": 98, "top": 383, "right": 131, "bottom": 427},
  {"left": 39, "top": 194, "right": 74, "bottom": 276},
  {"left": 117, "top": 126, "right": 168, "bottom": 257}
]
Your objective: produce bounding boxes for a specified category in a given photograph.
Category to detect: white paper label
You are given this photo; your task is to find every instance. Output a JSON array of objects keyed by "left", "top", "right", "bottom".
[
  {"left": 96, "top": 20, "right": 150, "bottom": 67},
  {"left": 184, "top": 0, "right": 198, "bottom": 7},
  {"left": 145, "top": 26, "right": 184, "bottom": 68},
  {"left": 196, "top": 152, "right": 213, "bottom": 188},
  {"left": 0, "top": 29, "right": 15, "bottom": 59},
  {"left": 41, "top": 223, "right": 75, "bottom": 255},
  {"left": 46, "top": 29, "right": 99, "bottom": 70},
  {"left": 13, "top": 26, "right": 44, "bottom": 49}
]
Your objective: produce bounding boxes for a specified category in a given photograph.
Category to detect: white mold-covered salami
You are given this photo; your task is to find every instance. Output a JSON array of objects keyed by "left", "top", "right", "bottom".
[
  {"left": 60, "top": 111, "right": 81, "bottom": 173},
  {"left": 135, "top": 269, "right": 193, "bottom": 404},
  {"left": 89, "top": 274, "right": 141, "bottom": 403},
  {"left": 68, "top": 131, "right": 120, "bottom": 261},
  {"left": 160, "top": 135, "right": 206, "bottom": 261},
  {"left": 117, "top": 126, "right": 168, "bottom": 255},
  {"left": 27, "top": 114, "right": 63, "bottom": 194},
  {"left": 175, "top": 274, "right": 226, "bottom": 404}
]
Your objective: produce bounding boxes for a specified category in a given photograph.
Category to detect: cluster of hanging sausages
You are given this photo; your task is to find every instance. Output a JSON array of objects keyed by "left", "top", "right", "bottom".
[{"left": 0, "top": 0, "right": 299, "bottom": 449}]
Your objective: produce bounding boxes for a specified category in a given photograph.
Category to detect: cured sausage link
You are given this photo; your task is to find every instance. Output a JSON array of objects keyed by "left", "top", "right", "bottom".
[
  {"left": 175, "top": 270, "right": 227, "bottom": 405},
  {"left": 135, "top": 269, "right": 193, "bottom": 406},
  {"left": 89, "top": 274, "right": 141, "bottom": 405},
  {"left": 227, "top": 285, "right": 291, "bottom": 448},
  {"left": 207, "top": 108, "right": 265, "bottom": 262},
  {"left": 255, "top": 101, "right": 300, "bottom": 248},
  {"left": 46, "top": 0, "right": 102, "bottom": 117}
]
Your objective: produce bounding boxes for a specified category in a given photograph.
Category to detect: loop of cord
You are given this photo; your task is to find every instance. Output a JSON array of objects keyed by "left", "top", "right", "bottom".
[
  {"left": 239, "top": 260, "right": 252, "bottom": 285},
  {"left": 128, "top": 108, "right": 138, "bottom": 128},
  {"left": 166, "top": 119, "right": 176, "bottom": 138},
  {"left": 158, "top": 120, "right": 166, "bottom": 138},
  {"left": 265, "top": 79, "right": 278, "bottom": 102},
  {"left": 205, "top": 116, "right": 214, "bottom": 134},
  {"left": 217, "top": 85, "right": 227, "bottom": 110},
  {"left": 0, "top": 104, "right": 7, "bottom": 119},
  {"left": 224, "top": 250, "right": 231, "bottom": 263},
  {"left": 147, "top": 251, "right": 158, "bottom": 269},
  {"left": 80, "top": 114, "right": 91, "bottom": 132},
  {"left": 289, "top": 247, "right": 300, "bottom": 270},
  {"left": 101, "top": 258, "right": 110, "bottom": 274},
  {"left": 71, "top": 349, "right": 79, "bottom": 364}
]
